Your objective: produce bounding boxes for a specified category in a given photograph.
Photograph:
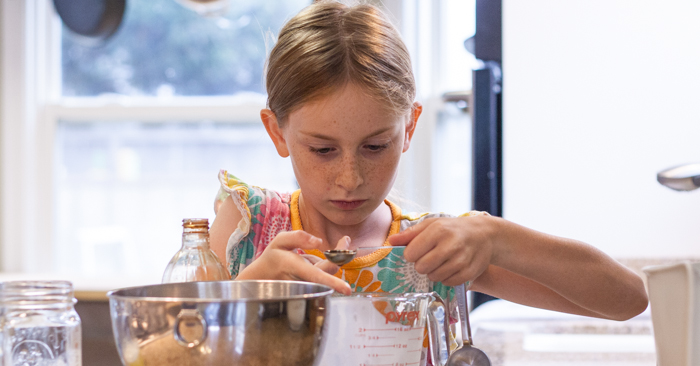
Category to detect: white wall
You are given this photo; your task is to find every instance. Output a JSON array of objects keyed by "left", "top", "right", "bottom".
[{"left": 503, "top": 0, "right": 700, "bottom": 258}]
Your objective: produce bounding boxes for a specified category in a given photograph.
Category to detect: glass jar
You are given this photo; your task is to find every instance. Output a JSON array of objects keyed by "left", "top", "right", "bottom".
[
  {"left": 162, "top": 218, "right": 230, "bottom": 283},
  {"left": 0, "top": 281, "right": 81, "bottom": 366}
]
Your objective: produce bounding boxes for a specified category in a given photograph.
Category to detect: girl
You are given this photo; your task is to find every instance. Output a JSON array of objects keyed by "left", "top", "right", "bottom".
[{"left": 210, "top": 0, "right": 647, "bottom": 344}]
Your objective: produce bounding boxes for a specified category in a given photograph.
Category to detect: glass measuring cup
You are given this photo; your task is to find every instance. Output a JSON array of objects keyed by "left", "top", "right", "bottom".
[{"left": 316, "top": 292, "right": 452, "bottom": 366}]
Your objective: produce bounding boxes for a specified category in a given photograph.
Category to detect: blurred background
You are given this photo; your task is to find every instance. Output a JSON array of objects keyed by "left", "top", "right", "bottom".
[
  {"left": 1, "top": 0, "right": 699, "bottom": 284},
  {"left": 0, "top": 0, "right": 477, "bottom": 282}
]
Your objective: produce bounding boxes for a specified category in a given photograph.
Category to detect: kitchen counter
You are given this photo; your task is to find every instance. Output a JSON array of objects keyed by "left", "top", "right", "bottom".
[
  {"left": 470, "top": 300, "right": 655, "bottom": 366},
  {"left": 464, "top": 256, "right": 697, "bottom": 366},
  {"left": 3, "top": 257, "right": 688, "bottom": 365}
]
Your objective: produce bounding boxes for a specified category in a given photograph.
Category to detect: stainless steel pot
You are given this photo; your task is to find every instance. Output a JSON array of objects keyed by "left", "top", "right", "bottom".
[{"left": 107, "top": 280, "right": 333, "bottom": 366}]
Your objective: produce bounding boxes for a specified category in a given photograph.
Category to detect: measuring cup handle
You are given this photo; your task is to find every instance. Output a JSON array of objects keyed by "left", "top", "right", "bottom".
[{"left": 426, "top": 291, "right": 452, "bottom": 366}]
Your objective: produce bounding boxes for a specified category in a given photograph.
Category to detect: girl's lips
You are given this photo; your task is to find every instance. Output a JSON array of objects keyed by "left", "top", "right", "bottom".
[{"left": 330, "top": 200, "right": 367, "bottom": 210}]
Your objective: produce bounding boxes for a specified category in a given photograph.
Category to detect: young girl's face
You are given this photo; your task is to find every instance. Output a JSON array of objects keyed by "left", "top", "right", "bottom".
[{"left": 262, "top": 83, "right": 420, "bottom": 226}]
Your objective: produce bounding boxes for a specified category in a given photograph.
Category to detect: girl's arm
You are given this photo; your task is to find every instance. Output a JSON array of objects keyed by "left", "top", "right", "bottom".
[
  {"left": 389, "top": 216, "right": 649, "bottom": 321},
  {"left": 475, "top": 218, "right": 648, "bottom": 320},
  {"left": 210, "top": 195, "right": 240, "bottom": 263}
]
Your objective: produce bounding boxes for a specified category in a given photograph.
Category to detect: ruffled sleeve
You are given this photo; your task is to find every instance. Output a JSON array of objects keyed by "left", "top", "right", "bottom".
[
  {"left": 215, "top": 170, "right": 255, "bottom": 277},
  {"left": 458, "top": 210, "right": 491, "bottom": 217},
  {"left": 215, "top": 170, "right": 293, "bottom": 278}
]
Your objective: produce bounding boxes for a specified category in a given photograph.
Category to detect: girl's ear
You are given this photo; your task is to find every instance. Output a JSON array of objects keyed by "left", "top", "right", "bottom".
[
  {"left": 261, "top": 109, "right": 290, "bottom": 157},
  {"left": 402, "top": 102, "right": 422, "bottom": 152}
]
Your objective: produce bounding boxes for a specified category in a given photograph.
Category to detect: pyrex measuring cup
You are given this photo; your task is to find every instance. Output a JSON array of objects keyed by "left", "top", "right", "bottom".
[{"left": 316, "top": 292, "right": 452, "bottom": 366}]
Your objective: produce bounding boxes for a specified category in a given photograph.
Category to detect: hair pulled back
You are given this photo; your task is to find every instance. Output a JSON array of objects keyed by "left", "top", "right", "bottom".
[{"left": 266, "top": 0, "right": 416, "bottom": 124}]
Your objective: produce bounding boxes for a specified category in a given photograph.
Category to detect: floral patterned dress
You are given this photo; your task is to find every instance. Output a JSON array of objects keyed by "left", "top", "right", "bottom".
[{"left": 216, "top": 170, "right": 486, "bottom": 365}]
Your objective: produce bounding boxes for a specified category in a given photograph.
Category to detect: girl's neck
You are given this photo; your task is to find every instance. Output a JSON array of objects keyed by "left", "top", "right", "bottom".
[{"left": 298, "top": 193, "right": 393, "bottom": 251}]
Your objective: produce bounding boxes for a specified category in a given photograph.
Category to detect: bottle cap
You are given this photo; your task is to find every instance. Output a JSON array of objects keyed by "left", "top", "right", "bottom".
[{"left": 182, "top": 218, "right": 209, "bottom": 231}]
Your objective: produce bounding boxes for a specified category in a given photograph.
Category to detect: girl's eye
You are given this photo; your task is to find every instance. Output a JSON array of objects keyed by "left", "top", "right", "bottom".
[
  {"left": 365, "top": 143, "right": 390, "bottom": 152},
  {"left": 309, "top": 147, "right": 334, "bottom": 155}
]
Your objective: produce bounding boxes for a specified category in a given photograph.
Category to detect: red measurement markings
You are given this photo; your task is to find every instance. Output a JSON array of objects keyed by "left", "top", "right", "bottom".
[
  {"left": 358, "top": 328, "right": 400, "bottom": 332},
  {"left": 367, "top": 336, "right": 396, "bottom": 340},
  {"left": 351, "top": 344, "right": 410, "bottom": 349},
  {"left": 395, "top": 327, "right": 416, "bottom": 332},
  {"left": 358, "top": 327, "right": 416, "bottom": 333}
]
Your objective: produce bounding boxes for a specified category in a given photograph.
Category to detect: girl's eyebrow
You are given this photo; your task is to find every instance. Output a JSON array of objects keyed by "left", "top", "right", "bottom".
[{"left": 300, "top": 127, "right": 394, "bottom": 141}]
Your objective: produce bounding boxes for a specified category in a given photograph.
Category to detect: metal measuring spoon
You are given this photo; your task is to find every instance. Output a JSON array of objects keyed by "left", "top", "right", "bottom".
[
  {"left": 323, "top": 245, "right": 407, "bottom": 266},
  {"left": 446, "top": 283, "right": 491, "bottom": 366},
  {"left": 323, "top": 249, "right": 357, "bottom": 266}
]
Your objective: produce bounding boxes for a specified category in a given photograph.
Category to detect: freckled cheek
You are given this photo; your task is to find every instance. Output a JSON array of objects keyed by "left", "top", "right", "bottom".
[
  {"left": 363, "top": 154, "right": 400, "bottom": 186},
  {"left": 320, "top": 165, "right": 334, "bottom": 191},
  {"left": 290, "top": 151, "right": 336, "bottom": 191}
]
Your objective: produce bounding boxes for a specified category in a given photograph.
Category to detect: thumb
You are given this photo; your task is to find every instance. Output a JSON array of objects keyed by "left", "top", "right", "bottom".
[
  {"left": 388, "top": 218, "right": 434, "bottom": 246},
  {"left": 334, "top": 235, "right": 352, "bottom": 250}
]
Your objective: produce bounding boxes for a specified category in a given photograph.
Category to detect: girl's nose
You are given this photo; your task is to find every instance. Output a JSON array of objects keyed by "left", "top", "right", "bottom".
[{"left": 335, "top": 155, "right": 364, "bottom": 191}]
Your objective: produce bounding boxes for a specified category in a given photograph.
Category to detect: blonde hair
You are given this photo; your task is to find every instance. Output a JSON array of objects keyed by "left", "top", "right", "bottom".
[{"left": 265, "top": 0, "right": 415, "bottom": 124}]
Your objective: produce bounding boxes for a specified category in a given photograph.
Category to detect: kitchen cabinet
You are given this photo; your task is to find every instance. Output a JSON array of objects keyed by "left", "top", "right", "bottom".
[{"left": 75, "top": 297, "right": 122, "bottom": 366}]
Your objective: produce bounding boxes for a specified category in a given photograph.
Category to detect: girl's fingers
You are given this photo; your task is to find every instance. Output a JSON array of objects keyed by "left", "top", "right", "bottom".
[
  {"left": 314, "top": 259, "right": 340, "bottom": 275},
  {"left": 286, "top": 258, "right": 351, "bottom": 295},
  {"left": 270, "top": 230, "right": 323, "bottom": 251},
  {"left": 300, "top": 254, "right": 323, "bottom": 265},
  {"left": 267, "top": 232, "right": 350, "bottom": 293},
  {"left": 399, "top": 223, "right": 443, "bottom": 263},
  {"left": 388, "top": 218, "right": 434, "bottom": 246},
  {"left": 425, "top": 254, "right": 465, "bottom": 283},
  {"left": 441, "top": 269, "right": 470, "bottom": 287},
  {"left": 413, "top": 233, "right": 460, "bottom": 274},
  {"left": 415, "top": 248, "right": 451, "bottom": 277}
]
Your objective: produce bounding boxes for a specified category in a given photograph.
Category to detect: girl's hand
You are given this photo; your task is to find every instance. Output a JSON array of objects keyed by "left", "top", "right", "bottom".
[
  {"left": 388, "top": 216, "right": 499, "bottom": 287},
  {"left": 236, "top": 231, "right": 353, "bottom": 295}
]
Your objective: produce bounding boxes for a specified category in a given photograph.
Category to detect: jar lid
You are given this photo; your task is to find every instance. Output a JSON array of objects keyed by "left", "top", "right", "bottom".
[{"left": 0, "top": 280, "right": 75, "bottom": 307}]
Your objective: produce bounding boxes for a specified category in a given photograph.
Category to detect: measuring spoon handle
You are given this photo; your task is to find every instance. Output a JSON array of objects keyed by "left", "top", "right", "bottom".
[{"left": 455, "top": 283, "right": 473, "bottom": 346}]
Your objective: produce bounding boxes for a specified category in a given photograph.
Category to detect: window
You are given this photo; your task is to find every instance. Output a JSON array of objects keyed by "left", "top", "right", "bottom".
[
  {"left": 2, "top": 0, "right": 308, "bottom": 280},
  {"left": 1, "top": 0, "right": 477, "bottom": 281},
  {"left": 53, "top": 0, "right": 308, "bottom": 279}
]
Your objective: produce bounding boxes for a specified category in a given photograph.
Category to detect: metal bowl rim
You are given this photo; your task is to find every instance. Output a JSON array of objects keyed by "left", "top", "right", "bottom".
[
  {"left": 332, "top": 291, "right": 437, "bottom": 301},
  {"left": 106, "top": 280, "right": 334, "bottom": 303}
]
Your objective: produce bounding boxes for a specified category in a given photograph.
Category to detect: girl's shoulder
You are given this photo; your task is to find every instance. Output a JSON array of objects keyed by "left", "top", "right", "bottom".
[
  {"left": 216, "top": 170, "right": 293, "bottom": 245},
  {"left": 216, "top": 170, "right": 294, "bottom": 278},
  {"left": 217, "top": 170, "right": 292, "bottom": 209}
]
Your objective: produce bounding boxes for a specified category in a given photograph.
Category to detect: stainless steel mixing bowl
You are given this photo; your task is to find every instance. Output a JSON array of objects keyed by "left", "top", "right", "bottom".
[{"left": 107, "top": 280, "right": 333, "bottom": 366}]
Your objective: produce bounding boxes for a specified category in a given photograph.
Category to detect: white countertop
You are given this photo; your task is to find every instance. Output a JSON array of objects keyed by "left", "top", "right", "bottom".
[{"left": 469, "top": 300, "right": 655, "bottom": 366}]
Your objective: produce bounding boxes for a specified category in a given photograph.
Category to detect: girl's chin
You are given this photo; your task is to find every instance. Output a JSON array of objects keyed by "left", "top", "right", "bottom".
[
  {"left": 322, "top": 206, "right": 368, "bottom": 224},
  {"left": 327, "top": 210, "right": 371, "bottom": 226},
  {"left": 324, "top": 201, "right": 386, "bottom": 226}
]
